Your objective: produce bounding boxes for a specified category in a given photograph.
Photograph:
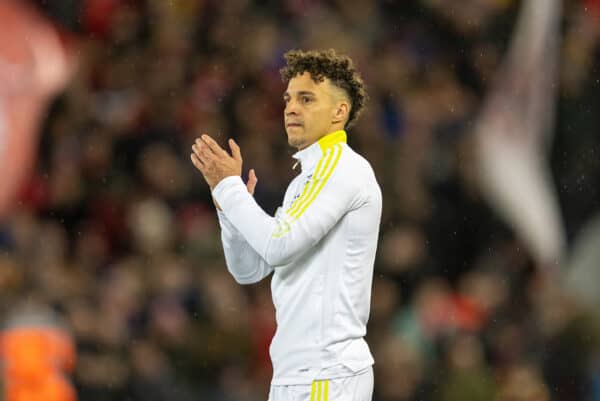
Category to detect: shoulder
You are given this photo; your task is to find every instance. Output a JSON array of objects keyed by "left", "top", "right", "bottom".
[
  {"left": 337, "top": 144, "right": 379, "bottom": 184},
  {"left": 331, "top": 144, "right": 381, "bottom": 199}
]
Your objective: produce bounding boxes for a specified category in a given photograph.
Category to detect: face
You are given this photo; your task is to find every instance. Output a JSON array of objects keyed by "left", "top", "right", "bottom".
[{"left": 283, "top": 72, "right": 346, "bottom": 150}]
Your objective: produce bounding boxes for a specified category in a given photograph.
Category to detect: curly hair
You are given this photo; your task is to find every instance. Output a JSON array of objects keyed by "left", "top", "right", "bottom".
[{"left": 280, "top": 49, "right": 368, "bottom": 129}]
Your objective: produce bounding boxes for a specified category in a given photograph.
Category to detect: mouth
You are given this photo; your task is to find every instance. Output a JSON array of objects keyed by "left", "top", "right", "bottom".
[{"left": 286, "top": 123, "right": 303, "bottom": 128}]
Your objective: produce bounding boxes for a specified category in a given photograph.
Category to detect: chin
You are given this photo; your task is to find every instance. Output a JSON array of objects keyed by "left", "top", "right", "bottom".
[
  {"left": 286, "top": 134, "right": 303, "bottom": 149},
  {"left": 288, "top": 138, "right": 302, "bottom": 149}
]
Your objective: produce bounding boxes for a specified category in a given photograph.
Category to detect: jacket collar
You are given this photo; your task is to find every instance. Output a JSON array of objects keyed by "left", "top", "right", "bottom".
[{"left": 292, "top": 130, "right": 347, "bottom": 171}]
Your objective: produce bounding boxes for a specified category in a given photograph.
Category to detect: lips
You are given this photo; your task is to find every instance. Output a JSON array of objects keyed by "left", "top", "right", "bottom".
[{"left": 286, "top": 122, "right": 303, "bottom": 127}]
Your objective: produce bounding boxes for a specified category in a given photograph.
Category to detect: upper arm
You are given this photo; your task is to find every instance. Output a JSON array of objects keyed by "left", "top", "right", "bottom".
[
  {"left": 218, "top": 211, "right": 274, "bottom": 284},
  {"left": 212, "top": 148, "right": 366, "bottom": 269},
  {"left": 262, "top": 151, "right": 362, "bottom": 265}
]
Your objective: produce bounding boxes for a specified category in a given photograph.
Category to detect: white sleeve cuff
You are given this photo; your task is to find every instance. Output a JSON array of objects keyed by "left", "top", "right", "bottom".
[{"left": 212, "top": 175, "right": 247, "bottom": 212}]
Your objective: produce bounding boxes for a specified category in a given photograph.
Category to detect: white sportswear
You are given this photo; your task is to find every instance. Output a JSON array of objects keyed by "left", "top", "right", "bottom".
[{"left": 213, "top": 130, "right": 382, "bottom": 385}]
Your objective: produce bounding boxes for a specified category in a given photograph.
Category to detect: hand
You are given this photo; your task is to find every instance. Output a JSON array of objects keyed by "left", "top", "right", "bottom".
[
  {"left": 246, "top": 168, "right": 258, "bottom": 195},
  {"left": 190, "top": 134, "right": 242, "bottom": 189}
]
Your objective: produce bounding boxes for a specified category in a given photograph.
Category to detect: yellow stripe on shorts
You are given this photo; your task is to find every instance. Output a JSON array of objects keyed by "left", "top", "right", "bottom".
[{"left": 310, "top": 380, "right": 330, "bottom": 401}]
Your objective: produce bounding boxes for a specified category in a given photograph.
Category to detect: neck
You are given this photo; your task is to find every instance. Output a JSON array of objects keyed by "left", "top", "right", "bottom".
[
  {"left": 296, "top": 129, "right": 347, "bottom": 152},
  {"left": 296, "top": 127, "right": 345, "bottom": 150}
]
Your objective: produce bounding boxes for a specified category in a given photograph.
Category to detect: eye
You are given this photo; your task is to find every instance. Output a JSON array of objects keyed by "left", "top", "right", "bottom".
[{"left": 301, "top": 96, "right": 312, "bottom": 104}]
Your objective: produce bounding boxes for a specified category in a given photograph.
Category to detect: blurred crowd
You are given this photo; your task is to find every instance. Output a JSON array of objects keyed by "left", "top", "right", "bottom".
[{"left": 1, "top": 0, "right": 600, "bottom": 400}]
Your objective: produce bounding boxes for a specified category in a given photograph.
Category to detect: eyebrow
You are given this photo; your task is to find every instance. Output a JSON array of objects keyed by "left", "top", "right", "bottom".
[{"left": 283, "top": 90, "right": 317, "bottom": 98}]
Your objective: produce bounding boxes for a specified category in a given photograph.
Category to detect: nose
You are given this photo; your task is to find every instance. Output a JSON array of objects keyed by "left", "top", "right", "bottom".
[{"left": 285, "top": 99, "right": 300, "bottom": 116}]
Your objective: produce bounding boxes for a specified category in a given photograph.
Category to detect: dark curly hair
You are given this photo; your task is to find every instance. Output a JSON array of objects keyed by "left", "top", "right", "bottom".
[{"left": 280, "top": 49, "right": 368, "bottom": 129}]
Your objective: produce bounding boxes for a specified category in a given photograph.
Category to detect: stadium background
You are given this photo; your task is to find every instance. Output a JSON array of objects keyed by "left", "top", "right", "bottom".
[{"left": 1, "top": 0, "right": 600, "bottom": 400}]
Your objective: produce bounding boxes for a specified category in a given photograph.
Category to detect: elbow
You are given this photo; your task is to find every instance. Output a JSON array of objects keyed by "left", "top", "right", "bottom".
[
  {"left": 233, "top": 276, "right": 259, "bottom": 285},
  {"left": 226, "top": 265, "right": 263, "bottom": 285},
  {"left": 232, "top": 275, "right": 260, "bottom": 285},
  {"left": 264, "top": 251, "right": 295, "bottom": 267},
  {"left": 227, "top": 270, "right": 261, "bottom": 285}
]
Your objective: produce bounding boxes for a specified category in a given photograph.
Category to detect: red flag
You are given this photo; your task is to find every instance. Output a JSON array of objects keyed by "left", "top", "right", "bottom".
[{"left": 0, "top": 0, "right": 76, "bottom": 220}]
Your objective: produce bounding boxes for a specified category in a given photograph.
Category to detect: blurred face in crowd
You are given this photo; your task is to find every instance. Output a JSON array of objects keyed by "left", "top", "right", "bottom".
[{"left": 283, "top": 72, "right": 350, "bottom": 150}]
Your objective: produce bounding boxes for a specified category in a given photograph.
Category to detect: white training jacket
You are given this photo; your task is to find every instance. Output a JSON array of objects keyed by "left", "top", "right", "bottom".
[{"left": 212, "top": 130, "right": 382, "bottom": 385}]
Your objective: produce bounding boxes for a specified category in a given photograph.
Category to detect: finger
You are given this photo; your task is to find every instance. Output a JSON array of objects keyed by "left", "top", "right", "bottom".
[
  {"left": 194, "top": 139, "right": 215, "bottom": 158},
  {"left": 192, "top": 143, "right": 200, "bottom": 158},
  {"left": 192, "top": 143, "right": 203, "bottom": 158},
  {"left": 193, "top": 142, "right": 214, "bottom": 163},
  {"left": 247, "top": 168, "right": 257, "bottom": 195},
  {"left": 201, "top": 134, "right": 228, "bottom": 158},
  {"left": 190, "top": 153, "right": 206, "bottom": 173},
  {"left": 229, "top": 138, "right": 242, "bottom": 162}
]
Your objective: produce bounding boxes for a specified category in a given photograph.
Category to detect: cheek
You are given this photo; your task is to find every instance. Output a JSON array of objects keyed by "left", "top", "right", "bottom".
[
  {"left": 310, "top": 107, "right": 330, "bottom": 122},
  {"left": 319, "top": 109, "right": 333, "bottom": 125}
]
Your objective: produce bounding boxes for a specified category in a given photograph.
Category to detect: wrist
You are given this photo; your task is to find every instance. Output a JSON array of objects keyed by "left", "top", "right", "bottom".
[
  {"left": 212, "top": 175, "right": 246, "bottom": 212},
  {"left": 212, "top": 196, "right": 222, "bottom": 211}
]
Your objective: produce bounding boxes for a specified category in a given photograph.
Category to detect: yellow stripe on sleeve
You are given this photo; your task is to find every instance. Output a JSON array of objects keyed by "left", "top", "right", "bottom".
[
  {"left": 317, "top": 380, "right": 322, "bottom": 401},
  {"left": 271, "top": 143, "right": 343, "bottom": 239},
  {"left": 285, "top": 152, "right": 326, "bottom": 216},
  {"left": 324, "top": 380, "right": 329, "bottom": 401},
  {"left": 271, "top": 148, "right": 333, "bottom": 239},
  {"left": 310, "top": 381, "right": 316, "bottom": 401},
  {"left": 286, "top": 147, "right": 334, "bottom": 217},
  {"left": 290, "top": 144, "right": 342, "bottom": 220}
]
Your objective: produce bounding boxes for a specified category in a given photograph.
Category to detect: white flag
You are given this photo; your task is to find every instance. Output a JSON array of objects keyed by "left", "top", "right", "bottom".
[{"left": 475, "top": 0, "right": 565, "bottom": 266}]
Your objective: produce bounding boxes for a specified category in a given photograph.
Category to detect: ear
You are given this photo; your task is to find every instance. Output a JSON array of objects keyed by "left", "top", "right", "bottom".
[{"left": 332, "top": 100, "right": 350, "bottom": 125}]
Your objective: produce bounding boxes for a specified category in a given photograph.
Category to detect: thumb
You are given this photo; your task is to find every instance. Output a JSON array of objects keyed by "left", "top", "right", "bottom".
[
  {"left": 229, "top": 138, "right": 242, "bottom": 162},
  {"left": 247, "top": 168, "right": 258, "bottom": 195}
]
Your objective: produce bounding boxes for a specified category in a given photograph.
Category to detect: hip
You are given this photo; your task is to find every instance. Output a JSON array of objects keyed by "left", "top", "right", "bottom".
[{"left": 268, "top": 366, "right": 373, "bottom": 401}]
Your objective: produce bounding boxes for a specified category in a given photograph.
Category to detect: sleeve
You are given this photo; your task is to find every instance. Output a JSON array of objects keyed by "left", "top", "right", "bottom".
[
  {"left": 217, "top": 210, "right": 274, "bottom": 284},
  {"left": 212, "top": 156, "right": 359, "bottom": 267}
]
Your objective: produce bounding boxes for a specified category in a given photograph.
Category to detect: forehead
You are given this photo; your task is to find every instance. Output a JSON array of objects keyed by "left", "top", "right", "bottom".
[{"left": 285, "top": 72, "right": 331, "bottom": 95}]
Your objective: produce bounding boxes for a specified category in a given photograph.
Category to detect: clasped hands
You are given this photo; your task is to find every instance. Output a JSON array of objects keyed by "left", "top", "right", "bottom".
[{"left": 191, "top": 134, "right": 257, "bottom": 196}]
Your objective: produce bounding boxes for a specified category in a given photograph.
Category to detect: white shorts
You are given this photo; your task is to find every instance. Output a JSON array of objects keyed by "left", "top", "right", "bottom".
[{"left": 267, "top": 367, "right": 374, "bottom": 401}]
